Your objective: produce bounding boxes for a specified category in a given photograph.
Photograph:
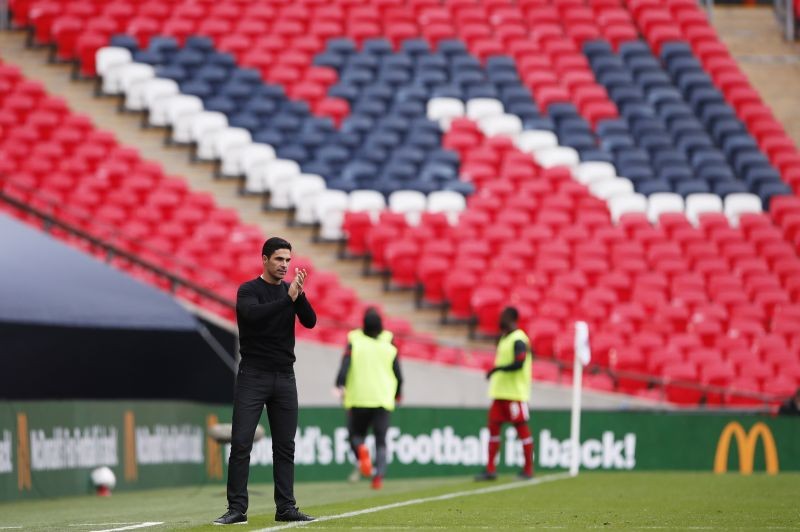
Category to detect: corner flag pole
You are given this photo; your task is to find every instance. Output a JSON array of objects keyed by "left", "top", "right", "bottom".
[{"left": 570, "top": 321, "right": 591, "bottom": 477}]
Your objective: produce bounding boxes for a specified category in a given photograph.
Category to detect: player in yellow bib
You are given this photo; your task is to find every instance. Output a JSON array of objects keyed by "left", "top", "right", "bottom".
[
  {"left": 475, "top": 306, "right": 534, "bottom": 480},
  {"left": 335, "top": 307, "right": 403, "bottom": 490}
]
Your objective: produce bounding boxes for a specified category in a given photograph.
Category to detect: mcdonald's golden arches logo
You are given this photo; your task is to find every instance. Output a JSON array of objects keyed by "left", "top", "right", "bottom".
[{"left": 714, "top": 421, "right": 779, "bottom": 475}]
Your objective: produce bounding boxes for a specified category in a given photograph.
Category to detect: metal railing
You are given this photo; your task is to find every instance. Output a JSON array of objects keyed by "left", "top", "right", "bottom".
[
  {"left": 774, "top": 0, "right": 798, "bottom": 40},
  {"left": 1, "top": 183, "right": 789, "bottom": 409}
]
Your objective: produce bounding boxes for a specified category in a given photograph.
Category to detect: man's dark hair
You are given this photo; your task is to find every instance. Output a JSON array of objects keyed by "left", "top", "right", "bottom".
[
  {"left": 262, "top": 237, "right": 292, "bottom": 258},
  {"left": 501, "top": 306, "right": 519, "bottom": 322},
  {"left": 363, "top": 307, "right": 383, "bottom": 339}
]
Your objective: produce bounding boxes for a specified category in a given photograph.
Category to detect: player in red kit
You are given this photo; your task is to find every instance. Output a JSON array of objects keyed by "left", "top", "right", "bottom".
[{"left": 475, "top": 307, "right": 534, "bottom": 480}]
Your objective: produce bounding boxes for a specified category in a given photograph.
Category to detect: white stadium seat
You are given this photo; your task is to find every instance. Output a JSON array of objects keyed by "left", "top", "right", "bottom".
[
  {"left": 685, "top": 193, "right": 724, "bottom": 225},
  {"left": 262, "top": 159, "right": 301, "bottom": 201},
  {"left": 314, "top": 190, "right": 350, "bottom": 240},
  {"left": 724, "top": 193, "right": 762, "bottom": 226},
  {"left": 589, "top": 177, "right": 635, "bottom": 200},
  {"left": 426, "top": 97, "right": 465, "bottom": 130},
  {"left": 575, "top": 162, "right": 617, "bottom": 185},
  {"left": 103, "top": 62, "right": 153, "bottom": 96},
  {"left": 513, "top": 130, "right": 558, "bottom": 154},
  {"left": 389, "top": 190, "right": 427, "bottom": 225},
  {"left": 466, "top": 98, "right": 504, "bottom": 121},
  {"left": 427, "top": 190, "right": 466, "bottom": 224},
  {"left": 609, "top": 193, "right": 648, "bottom": 224},
  {"left": 290, "top": 175, "right": 328, "bottom": 225},
  {"left": 242, "top": 144, "right": 278, "bottom": 193},
  {"left": 534, "top": 146, "right": 580, "bottom": 168},
  {"left": 188, "top": 111, "right": 228, "bottom": 144},
  {"left": 96, "top": 46, "right": 132, "bottom": 80},
  {"left": 478, "top": 114, "right": 523, "bottom": 137},
  {"left": 197, "top": 127, "right": 251, "bottom": 162},
  {"left": 647, "top": 192, "right": 685, "bottom": 223},
  {"left": 142, "top": 78, "right": 179, "bottom": 111},
  {"left": 149, "top": 94, "right": 202, "bottom": 128},
  {"left": 348, "top": 190, "right": 386, "bottom": 219}
]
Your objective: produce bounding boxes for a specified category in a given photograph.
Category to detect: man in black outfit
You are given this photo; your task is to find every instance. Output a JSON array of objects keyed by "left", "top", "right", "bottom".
[
  {"left": 214, "top": 237, "right": 317, "bottom": 525},
  {"left": 778, "top": 388, "right": 800, "bottom": 416}
]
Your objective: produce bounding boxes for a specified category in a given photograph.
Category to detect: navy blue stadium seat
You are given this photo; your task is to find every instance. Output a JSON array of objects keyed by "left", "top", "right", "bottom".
[
  {"left": 401, "top": 39, "right": 431, "bottom": 57},
  {"left": 363, "top": 38, "right": 393, "bottom": 56},
  {"left": 579, "top": 149, "right": 615, "bottom": 164},
  {"left": 659, "top": 166, "right": 694, "bottom": 184},
  {"left": 326, "top": 38, "right": 357, "bottom": 56},
  {"left": 465, "top": 85, "right": 498, "bottom": 99},
  {"left": 180, "top": 79, "right": 212, "bottom": 99},
  {"left": 314, "top": 51, "right": 346, "bottom": 70},
  {"left": 132, "top": 50, "right": 163, "bottom": 65},
  {"left": 242, "top": 96, "right": 277, "bottom": 119},
  {"left": 619, "top": 40, "right": 652, "bottom": 62},
  {"left": 659, "top": 41, "right": 694, "bottom": 63},
  {"left": 229, "top": 113, "right": 259, "bottom": 133},
  {"left": 204, "top": 96, "right": 236, "bottom": 114},
  {"left": 193, "top": 64, "right": 229, "bottom": 87},
  {"left": 507, "top": 102, "right": 540, "bottom": 121},
  {"left": 713, "top": 180, "right": 750, "bottom": 197},
  {"left": 277, "top": 145, "right": 309, "bottom": 164},
  {"left": 757, "top": 182, "right": 793, "bottom": 207},
  {"left": 206, "top": 52, "right": 236, "bottom": 69},
  {"left": 185, "top": 35, "right": 214, "bottom": 53},
  {"left": 442, "top": 179, "right": 475, "bottom": 196},
  {"left": 437, "top": 39, "right": 469, "bottom": 58},
  {"left": 583, "top": 40, "right": 614, "bottom": 59},
  {"left": 154, "top": 65, "right": 187, "bottom": 83},
  {"left": 253, "top": 128, "right": 284, "bottom": 146},
  {"left": 109, "top": 34, "right": 138, "bottom": 53},
  {"left": 637, "top": 179, "right": 672, "bottom": 195},
  {"left": 675, "top": 179, "right": 711, "bottom": 196},
  {"left": 149, "top": 36, "right": 179, "bottom": 59},
  {"left": 601, "top": 134, "right": 636, "bottom": 152}
]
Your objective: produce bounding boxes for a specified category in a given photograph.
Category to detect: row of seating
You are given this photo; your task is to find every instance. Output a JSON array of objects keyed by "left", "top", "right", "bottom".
[
  {"left": 626, "top": 0, "right": 800, "bottom": 198},
  {"left": 341, "top": 110, "right": 800, "bottom": 402},
  {"left": 0, "top": 58, "right": 394, "bottom": 338},
  {"left": 10, "top": 0, "right": 800, "bottom": 405}
]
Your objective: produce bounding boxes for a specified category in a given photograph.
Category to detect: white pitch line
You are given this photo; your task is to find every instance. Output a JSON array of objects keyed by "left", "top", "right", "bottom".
[
  {"left": 0, "top": 527, "right": 23, "bottom": 530},
  {"left": 69, "top": 524, "right": 137, "bottom": 528},
  {"left": 256, "top": 472, "right": 572, "bottom": 532},
  {"left": 90, "top": 522, "right": 164, "bottom": 532}
]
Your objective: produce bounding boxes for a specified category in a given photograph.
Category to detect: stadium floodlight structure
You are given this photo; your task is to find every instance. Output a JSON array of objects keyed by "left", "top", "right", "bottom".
[{"left": 570, "top": 321, "right": 592, "bottom": 477}]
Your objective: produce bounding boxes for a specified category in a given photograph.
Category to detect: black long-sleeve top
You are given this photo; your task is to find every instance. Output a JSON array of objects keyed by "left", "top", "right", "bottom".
[{"left": 236, "top": 277, "right": 316, "bottom": 372}]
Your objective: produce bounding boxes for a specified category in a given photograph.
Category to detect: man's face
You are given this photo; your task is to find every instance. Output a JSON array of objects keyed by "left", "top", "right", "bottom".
[
  {"left": 263, "top": 248, "right": 291, "bottom": 282},
  {"left": 499, "top": 310, "right": 515, "bottom": 331}
]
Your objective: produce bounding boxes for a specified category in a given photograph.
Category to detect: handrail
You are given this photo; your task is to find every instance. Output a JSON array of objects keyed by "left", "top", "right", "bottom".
[
  {"left": 0, "top": 185, "right": 786, "bottom": 409},
  {"left": 774, "top": 0, "right": 797, "bottom": 41}
]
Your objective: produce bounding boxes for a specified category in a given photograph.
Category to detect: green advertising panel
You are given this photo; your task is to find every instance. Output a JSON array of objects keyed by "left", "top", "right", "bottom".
[{"left": 1, "top": 401, "right": 798, "bottom": 501}]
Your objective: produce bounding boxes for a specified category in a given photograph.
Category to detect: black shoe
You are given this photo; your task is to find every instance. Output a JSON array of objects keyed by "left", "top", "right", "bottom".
[
  {"left": 474, "top": 470, "right": 497, "bottom": 481},
  {"left": 517, "top": 471, "right": 534, "bottom": 480},
  {"left": 275, "top": 506, "right": 316, "bottom": 522},
  {"left": 213, "top": 510, "right": 247, "bottom": 525}
]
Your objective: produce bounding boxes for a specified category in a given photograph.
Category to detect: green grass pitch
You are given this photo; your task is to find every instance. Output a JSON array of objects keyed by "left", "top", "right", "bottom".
[{"left": 1, "top": 472, "right": 798, "bottom": 530}]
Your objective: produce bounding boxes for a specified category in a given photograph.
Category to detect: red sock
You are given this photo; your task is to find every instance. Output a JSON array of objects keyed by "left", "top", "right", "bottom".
[
  {"left": 516, "top": 423, "right": 534, "bottom": 476},
  {"left": 486, "top": 421, "right": 501, "bottom": 474}
]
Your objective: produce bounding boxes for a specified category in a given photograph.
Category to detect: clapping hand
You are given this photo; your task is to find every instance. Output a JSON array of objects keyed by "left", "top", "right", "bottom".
[{"left": 288, "top": 268, "right": 307, "bottom": 301}]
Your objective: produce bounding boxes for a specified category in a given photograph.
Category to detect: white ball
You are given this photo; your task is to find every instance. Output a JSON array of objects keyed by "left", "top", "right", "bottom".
[{"left": 91, "top": 466, "right": 116, "bottom": 489}]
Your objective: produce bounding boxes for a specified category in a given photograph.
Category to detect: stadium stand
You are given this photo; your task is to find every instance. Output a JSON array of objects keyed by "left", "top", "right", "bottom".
[{"left": 2, "top": 0, "right": 800, "bottom": 407}]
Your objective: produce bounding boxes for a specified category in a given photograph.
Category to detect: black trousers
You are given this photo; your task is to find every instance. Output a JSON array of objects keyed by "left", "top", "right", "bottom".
[
  {"left": 227, "top": 366, "right": 298, "bottom": 514},
  {"left": 347, "top": 407, "right": 390, "bottom": 477}
]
